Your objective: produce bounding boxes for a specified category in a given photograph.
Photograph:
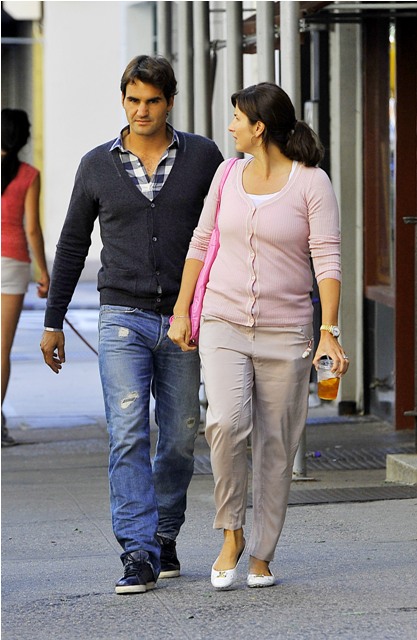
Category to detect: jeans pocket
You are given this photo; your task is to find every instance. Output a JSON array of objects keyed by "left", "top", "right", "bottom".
[{"left": 100, "top": 304, "right": 136, "bottom": 315}]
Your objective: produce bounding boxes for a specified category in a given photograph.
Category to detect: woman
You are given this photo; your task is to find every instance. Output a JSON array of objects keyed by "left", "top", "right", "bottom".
[
  {"left": 1, "top": 108, "right": 50, "bottom": 446},
  {"left": 168, "top": 83, "right": 349, "bottom": 588}
]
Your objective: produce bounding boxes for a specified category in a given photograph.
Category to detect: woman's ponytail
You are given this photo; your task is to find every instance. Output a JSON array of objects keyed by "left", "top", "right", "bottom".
[
  {"left": 1, "top": 108, "right": 31, "bottom": 194},
  {"left": 1, "top": 153, "right": 20, "bottom": 195},
  {"left": 285, "top": 120, "right": 324, "bottom": 167}
]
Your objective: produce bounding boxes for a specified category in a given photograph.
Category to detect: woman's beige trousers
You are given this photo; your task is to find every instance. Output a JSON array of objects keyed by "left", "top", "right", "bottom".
[{"left": 199, "top": 316, "right": 312, "bottom": 562}]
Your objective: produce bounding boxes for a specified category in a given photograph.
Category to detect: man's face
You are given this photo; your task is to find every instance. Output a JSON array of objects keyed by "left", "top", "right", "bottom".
[{"left": 122, "top": 80, "right": 173, "bottom": 139}]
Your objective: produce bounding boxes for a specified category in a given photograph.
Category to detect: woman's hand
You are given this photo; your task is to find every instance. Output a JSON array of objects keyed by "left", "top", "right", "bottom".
[
  {"left": 167, "top": 317, "right": 198, "bottom": 352},
  {"left": 314, "top": 279, "right": 349, "bottom": 376},
  {"left": 37, "top": 271, "right": 50, "bottom": 298},
  {"left": 167, "top": 258, "right": 204, "bottom": 352},
  {"left": 312, "top": 332, "right": 349, "bottom": 376}
]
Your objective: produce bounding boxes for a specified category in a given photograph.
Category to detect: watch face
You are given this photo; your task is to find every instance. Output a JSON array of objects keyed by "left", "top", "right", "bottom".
[{"left": 332, "top": 326, "right": 340, "bottom": 337}]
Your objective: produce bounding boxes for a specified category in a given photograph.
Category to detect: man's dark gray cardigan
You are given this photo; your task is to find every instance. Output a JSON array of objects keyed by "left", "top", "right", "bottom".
[{"left": 45, "top": 132, "right": 223, "bottom": 328}]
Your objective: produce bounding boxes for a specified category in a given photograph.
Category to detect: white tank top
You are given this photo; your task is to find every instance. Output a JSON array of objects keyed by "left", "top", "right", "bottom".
[{"left": 247, "top": 161, "right": 297, "bottom": 207}]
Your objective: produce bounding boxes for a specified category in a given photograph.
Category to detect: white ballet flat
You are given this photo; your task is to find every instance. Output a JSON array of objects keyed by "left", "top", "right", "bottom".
[
  {"left": 211, "top": 546, "right": 245, "bottom": 590},
  {"left": 246, "top": 572, "right": 275, "bottom": 588}
]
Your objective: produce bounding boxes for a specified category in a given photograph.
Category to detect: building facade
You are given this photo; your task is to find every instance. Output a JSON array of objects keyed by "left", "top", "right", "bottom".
[{"left": 2, "top": 1, "right": 416, "bottom": 430}]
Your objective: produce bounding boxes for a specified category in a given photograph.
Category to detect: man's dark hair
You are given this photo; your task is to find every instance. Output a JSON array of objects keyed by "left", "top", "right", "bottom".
[{"left": 120, "top": 55, "right": 178, "bottom": 102}]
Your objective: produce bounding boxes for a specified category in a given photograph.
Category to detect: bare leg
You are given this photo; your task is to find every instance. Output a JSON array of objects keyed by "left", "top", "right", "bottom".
[
  {"left": 249, "top": 556, "right": 272, "bottom": 576},
  {"left": 213, "top": 528, "right": 245, "bottom": 571},
  {"left": 1, "top": 292, "right": 25, "bottom": 412}
]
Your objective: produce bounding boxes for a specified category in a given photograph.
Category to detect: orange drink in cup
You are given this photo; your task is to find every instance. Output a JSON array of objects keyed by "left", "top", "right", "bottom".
[{"left": 317, "top": 358, "right": 340, "bottom": 400}]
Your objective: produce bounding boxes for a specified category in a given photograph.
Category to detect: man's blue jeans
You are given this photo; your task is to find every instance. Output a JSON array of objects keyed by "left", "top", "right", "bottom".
[{"left": 98, "top": 306, "right": 200, "bottom": 575}]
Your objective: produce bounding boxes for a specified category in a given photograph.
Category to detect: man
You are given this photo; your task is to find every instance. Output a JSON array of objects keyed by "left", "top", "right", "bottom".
[{"left": 41, "top": 55, "right": 223, "bottom": 594}]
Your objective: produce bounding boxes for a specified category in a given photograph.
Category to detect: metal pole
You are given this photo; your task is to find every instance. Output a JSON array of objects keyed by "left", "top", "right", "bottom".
[
  {"left": 280, "top": 0, "right": 301, "bottom": 116},
  {"left": 256, "top": 1, "right": 275, "bottom": 82},
  {"left": 193, "top": 1, "right": 211, "bottom": 137},
  {"left": 156, "top": 1, "right": 172, "bottom": 61},
  {"left": 226, "top": 1, "right": 243, "bottom": 91},
  {"left": 177, "top": 1, "right": 194, "bottom": 132},
  {"left": 280, "top": 1, "right": 309, "bottom": 478},
  {"left": 226, "top": 1, "right": 243, "bottom": 156},
  {"left": 310, "top": 29, "right": 320, "bottom": 104}
]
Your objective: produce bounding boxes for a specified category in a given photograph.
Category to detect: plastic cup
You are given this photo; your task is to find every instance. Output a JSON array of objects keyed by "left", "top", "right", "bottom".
[{"left": 317, "top": 358, "right": 340, "bottom": 400}]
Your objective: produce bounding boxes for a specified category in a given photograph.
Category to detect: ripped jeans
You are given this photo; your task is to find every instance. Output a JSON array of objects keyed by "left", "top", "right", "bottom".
[{"left": 98, "top": 306, "right": 200, "bottom": 574}]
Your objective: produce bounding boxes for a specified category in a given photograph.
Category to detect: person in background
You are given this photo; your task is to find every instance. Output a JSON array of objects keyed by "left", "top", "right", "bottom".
[
  {"left": 40, "top": 55, "right": 223, "bottom": 594},
  {"left": 1, "top": 108, "right": 50, "bottom": 447},
  {"left": 168, "top": 82, "right": 349, "bottom": 589}
]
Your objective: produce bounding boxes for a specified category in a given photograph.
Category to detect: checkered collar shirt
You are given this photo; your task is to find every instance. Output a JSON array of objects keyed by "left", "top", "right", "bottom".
[{"left": 110, "top": 123, "right": 179, "bottom": 201}]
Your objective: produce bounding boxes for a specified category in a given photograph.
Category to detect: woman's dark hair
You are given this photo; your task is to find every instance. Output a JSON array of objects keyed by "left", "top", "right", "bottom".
[
  {"left": 120, "top": 55, "right": 178, "bottom": 102},
  {"left": 1, "top": 108, "right": 31, "bottom": 194},
  {"left": 231, "top": 82, "right": 324, "bottom": 167}
]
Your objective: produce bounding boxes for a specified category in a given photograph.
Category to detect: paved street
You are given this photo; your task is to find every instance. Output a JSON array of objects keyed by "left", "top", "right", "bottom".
[{"left": 2, "top": 283, "right": 417, "bottom": 639}]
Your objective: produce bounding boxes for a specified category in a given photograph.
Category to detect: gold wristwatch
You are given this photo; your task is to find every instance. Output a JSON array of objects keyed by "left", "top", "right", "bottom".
[{"left": 320, "top": 324, "right": 340, "bottom": 338}]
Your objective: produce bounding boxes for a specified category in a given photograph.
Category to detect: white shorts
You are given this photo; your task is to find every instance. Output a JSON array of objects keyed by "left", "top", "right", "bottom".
[{"left": 1, "top": 256, "right": 31, "bottom": 294}]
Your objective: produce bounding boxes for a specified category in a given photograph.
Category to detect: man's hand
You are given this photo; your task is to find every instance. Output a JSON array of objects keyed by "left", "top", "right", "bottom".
[{"left": 40, "top": 331, "right": 66, "bottom": 374}]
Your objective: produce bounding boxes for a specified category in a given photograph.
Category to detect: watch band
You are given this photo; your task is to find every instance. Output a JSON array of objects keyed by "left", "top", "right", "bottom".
[{"left": 320, "top": 324, "right": 340, "bottom": 337}]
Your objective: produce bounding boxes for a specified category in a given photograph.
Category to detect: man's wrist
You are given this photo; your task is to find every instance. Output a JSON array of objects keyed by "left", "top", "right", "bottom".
[{"left": 44, "top": 327, "right": 63, "bottom": 332}]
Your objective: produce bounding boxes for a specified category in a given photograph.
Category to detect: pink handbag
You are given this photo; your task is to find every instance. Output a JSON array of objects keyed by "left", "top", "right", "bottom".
[{"left": 185, "top": 157, "right": 238, "bottom": 345}]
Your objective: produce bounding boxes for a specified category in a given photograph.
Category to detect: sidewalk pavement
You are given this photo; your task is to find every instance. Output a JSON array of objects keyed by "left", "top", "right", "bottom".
[{"left": 2, "top": 282, "right": 417, "bottom": 639}]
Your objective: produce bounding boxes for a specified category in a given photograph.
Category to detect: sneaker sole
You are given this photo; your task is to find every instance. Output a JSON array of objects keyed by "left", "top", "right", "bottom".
[
  {"left": 115, "top": 581, "right": 155, "bottom": 594},
  {"left": 158, "top": 569, "right": 180, "bottom": 579}
]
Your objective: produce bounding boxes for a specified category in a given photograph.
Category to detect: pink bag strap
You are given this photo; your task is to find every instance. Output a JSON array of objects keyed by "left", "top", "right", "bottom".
[{"left": 215, "top": 157, "right": 239, "bottom": 222}]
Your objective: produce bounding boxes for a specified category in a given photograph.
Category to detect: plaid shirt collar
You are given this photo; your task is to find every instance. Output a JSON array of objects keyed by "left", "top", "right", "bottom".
[
  {"left": 110, "top": 123, "right": 179, "bottom": 201},
  {"left": 110, "top": 122, "right": 179, "bottom": 154}
]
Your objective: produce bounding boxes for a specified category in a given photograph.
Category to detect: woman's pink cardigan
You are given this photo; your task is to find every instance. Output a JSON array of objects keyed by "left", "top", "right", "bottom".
[{"left": 186, "top": 158, "right": 341, "bottom": 327}]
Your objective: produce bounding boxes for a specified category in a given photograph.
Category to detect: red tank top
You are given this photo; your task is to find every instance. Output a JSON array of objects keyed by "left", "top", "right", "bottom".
[{"left": 1, "top": 161, "right": 39, "bottom": 263}]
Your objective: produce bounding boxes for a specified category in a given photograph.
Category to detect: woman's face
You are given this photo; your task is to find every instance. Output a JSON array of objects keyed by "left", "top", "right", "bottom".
[{"left": 228, "top": 104, "right": 258, "bottom": 154}]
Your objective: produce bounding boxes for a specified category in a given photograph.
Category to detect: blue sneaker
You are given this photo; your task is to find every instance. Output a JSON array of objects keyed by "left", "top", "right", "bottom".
[
  {"left": 157, "top": 535, "right": 181, "bottom": 578},
  {"left": 115, "top": 552, "right": 156, "bottom": 594}
]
